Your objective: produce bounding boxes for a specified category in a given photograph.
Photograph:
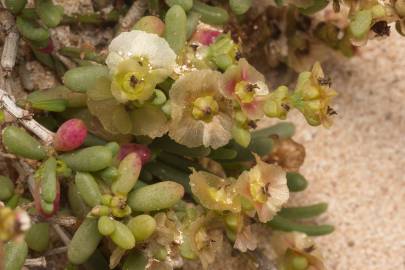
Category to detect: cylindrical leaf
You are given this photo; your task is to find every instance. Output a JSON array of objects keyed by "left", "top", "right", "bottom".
[
  {"left": 98, "top": 216, "right": 116, "bottom": 236},
  {"left": 128, "top": 181, "right": 184, "bottom": 212},
  {"left": 63, "top": 65, "right": 109, "bottom": 92},
  {"left": 68, "top": 182, "right": 90, "bottom": 219},
  {"left": 2, "top": 126, "right": 47, "bottom": 160},
  {"left": 112, "top": 153, "right": 142, "bottom": 196},
  {"left": 110, "top": 220, "right": 136, "bottom": 250},
  {"left": 75, "top": 172, "right": 102, "bottom": 207},
  {"left": 0, "top": 175, "right": 15, "bottom": 201},
  {"left": 192, "top": 1, "right": 229, "bottom": 25},
  {"left": 68, "top": 218, "right": 103, "bottom": 264},
  {"left": 127, "top": 215, "right": 156, "bottom": 242},
  {"left": 164, "top": 5, "right": 187, "bottom": 54},
  {"left": 4, "top": 240, "right": 28, "bottom": 270},
  {"left": 25, "top": 222, "right": 50, "bottom": 252},
  {"left": 59, "top": 146, "right": 113, "bottom": 172}
]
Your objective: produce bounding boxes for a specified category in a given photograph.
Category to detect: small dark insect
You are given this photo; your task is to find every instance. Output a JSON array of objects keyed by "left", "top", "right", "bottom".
[
  {"left": 235, "top": 51, "right": 242, "bottom": 60},
  {"left": 246, "top": 83, "right": 259, "bottom": 92},
  {"left": 130, "top": 75, "right": 138, "bottom": 87},
  {"left": 204, "top": 107, "right": 212, "bottom": 116},
  {"left": 327, "top": 106, "right": 337, "bottom": 116},
  {"left": 304, "top": 245, "right": 316, "bottom": 253},
  {"left": 318, "top": 77, "right": 332, "bottom": 87},
  {"left": 190, "top": 44, "right": 199, "bottom": 51},
  {"left": 296, "top": 15, "right": 311, "bottom": 32},
  {"left": 269, "top": 20, "right": 282, "bottom": 39},
  {"left": 248, "top": 120, "right": 257, "bottom": 129},
  {"left": 281, "top": 103, "right": 290, "bottom": 111},
  {"left": 371, "top": 21, "right": 390, "bottom": 37}
]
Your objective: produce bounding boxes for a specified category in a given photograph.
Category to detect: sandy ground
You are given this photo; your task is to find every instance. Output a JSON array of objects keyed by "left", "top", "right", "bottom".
[{"left": 283, "top": 31, "right": 405, "bottom": 269}]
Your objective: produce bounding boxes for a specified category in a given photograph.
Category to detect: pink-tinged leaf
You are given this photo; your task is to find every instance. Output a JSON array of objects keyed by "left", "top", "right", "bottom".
[
  {"left": 34, "top": 181, "right": 60, "bottom": 218},
  {"left": 191, "top": 27, "right": 222, "bottom": 46},
  {"left": 54, "top": 119, "right": 88, "bottom": 152},
  {"left": 38, "top": 39, "right": 54, "bottom": 54},
  {"left": 118, "top": 143, "right": 151, "bottom": 165}
]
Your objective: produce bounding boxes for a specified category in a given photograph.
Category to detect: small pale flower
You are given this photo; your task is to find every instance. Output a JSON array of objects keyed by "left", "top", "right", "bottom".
[
  {"left": 181, "top": 212, "right": 223, "bottom": 269},
  {"left": 106, "top": 30, "right": 176, "bottom": 74},
  {"left": 87, "top": 76, "right": 168, "bottom": 138},
  {"left": 169, "top": 70, "right": 233, "bottom": 149},
  {"left": 271, "top": 232, "right": 326, "bottom": 270},
  {"left": 289, "top": 62, "right": 337, "bottom": 127},
  {"left": 223, "top": 58, "right": 269, "bottom": 119},
  {"left": 236, "top": 154, "right": 289, "bottom": 223},
  {"left": 106, "top": 30, "right": 176, "bottom": 103},
  {"left": 233, "top": 223, "right": 258, "bottom": 252},
  {"left": 110, "top": 57, "right": 169, "bottom": 103},
  {"left": 189, "top": 170, "right": 241, "bottom": 212}
]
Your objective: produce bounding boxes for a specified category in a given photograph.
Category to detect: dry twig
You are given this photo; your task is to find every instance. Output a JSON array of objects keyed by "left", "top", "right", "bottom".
[
  {"left": 119, "top": 0, "right": 148, "bottom": 32},
  {"left": 0, "top": 88, "right": 55, "bottom": 145}
]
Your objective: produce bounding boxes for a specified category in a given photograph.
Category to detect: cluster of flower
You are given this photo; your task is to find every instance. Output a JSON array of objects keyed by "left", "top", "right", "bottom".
[
  {"left": 0, "top": 1, "right": 347, "bottom": 270},
  {"left": 87, "top": 25, "right": 336, "bottom": 151}
]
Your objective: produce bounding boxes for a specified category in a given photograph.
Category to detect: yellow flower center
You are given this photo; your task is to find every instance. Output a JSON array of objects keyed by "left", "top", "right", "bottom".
[
  {"left": 192, "top": 96, "right": 219, "bottom": 122},
  {"left": 113, "top": 57, "right": 156, "bottom": 101},
  {"left": 249, "top": 171, "right": 267, "bottom": 203},
  {"left": 195, "top": 228, "right": 209, "bottom": 250},
  {"left": 207, "top": 186, "right": 233, "bottom": 206},
  {"left": 235, "top": 81, "right": 257, "bottom": 103},
  {"left": 119, "top": 71, "right": 147, "bottom": 97}
]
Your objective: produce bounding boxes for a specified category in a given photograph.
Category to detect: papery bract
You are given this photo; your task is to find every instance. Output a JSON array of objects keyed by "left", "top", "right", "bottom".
[
  {"left": 289, "top": 62, "right": 337, "bottom": 127},
  {"left": 236, "top": 154, "right": 289, "bottom": 223},
  {"left": 169, "top": 70, "right": 233, "bottom": 149},
  {"left": 271, "top": 232, "right": 326, "bottom": 270},
  {"left": 190, "top": 170, "right": 241, "bottom": 212},
  {"left": 223, "top": 58, "right": 269, "bottom": 119}
]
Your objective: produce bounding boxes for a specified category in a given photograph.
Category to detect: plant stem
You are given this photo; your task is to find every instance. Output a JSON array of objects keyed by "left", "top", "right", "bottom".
[
  {"left": 44, "top": 246, "right": 68, "bottom": 256},
  {"left": 0, "top": 88, "right": 55, "bottom": 145},
  {"left": 119, "top": 0, "right": 148, "bottom": 32},
  {"left": 59, "top": 47, "right": 106, "bottom": 64},
  {"left": 1, "top": 30, "right": 19, "bottom": 71},
  {"left": 24, "top": 257, "right": 47, "bottom": 268}
]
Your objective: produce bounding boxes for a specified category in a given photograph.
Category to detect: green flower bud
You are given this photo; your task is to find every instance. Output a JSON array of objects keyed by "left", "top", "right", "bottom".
[
  {"left": 264, "top": 85, "right": 290, "bottom": 119},
  {"left": 98, "top": 216, "right": 116, "bottom": 236},
  {"left": 231, "top": 124, "right": 251, "bottom": 148}
]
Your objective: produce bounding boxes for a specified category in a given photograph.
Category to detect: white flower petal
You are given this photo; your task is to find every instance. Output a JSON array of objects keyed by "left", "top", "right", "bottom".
[
  {"left": 106, "top": 30, "right": 177, "bottom": 74},
  {"left": 254, "top": 81, "right": 270, "bottom": 96}
]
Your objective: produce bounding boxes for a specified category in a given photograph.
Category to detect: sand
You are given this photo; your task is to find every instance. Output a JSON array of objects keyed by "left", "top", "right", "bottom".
[{"left": 283, "top": 31, "right": 405, "bottom": 269}]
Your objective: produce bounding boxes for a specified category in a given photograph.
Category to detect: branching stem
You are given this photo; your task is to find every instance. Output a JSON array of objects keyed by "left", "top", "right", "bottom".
[{"left": 0, "top": 88, "right": 55, "bottom": 145}]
